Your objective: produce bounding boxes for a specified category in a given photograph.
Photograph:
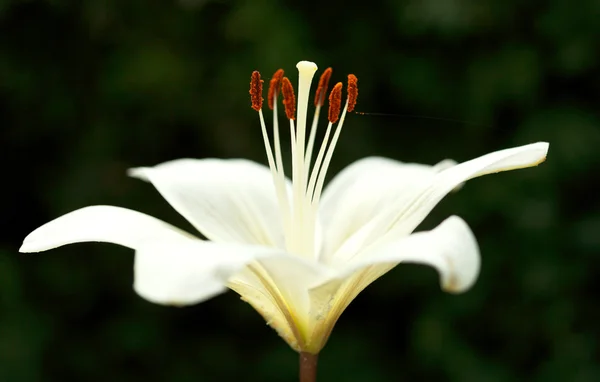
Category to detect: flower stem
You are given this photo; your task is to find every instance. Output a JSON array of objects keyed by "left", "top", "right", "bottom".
[{"left": 299, "top": 352, "right": 318, "bottom": 382}]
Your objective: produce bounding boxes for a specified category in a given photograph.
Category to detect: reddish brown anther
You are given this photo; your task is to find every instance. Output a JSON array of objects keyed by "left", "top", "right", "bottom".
[
  {"left": 328, "top": 82, "right": 343, "bottom": 124},
  {"left": 250, "top": 71, "right": 264, "bottom": 111},
  {"left": 314, "top": 67, "right": 333, "bottom": 107},
  {"left": 281, "top": 77, "right": 296, "bottom": 120},
  {"left": 268, "top": 69, "right": 284, "bottom": 110},
  {"left": 347, "top": 74, "right": 358, "bottom": 112}
]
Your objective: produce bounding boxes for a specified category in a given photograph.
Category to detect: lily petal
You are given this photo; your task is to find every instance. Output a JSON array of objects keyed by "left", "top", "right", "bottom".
[
  {"left": 231, "top": 255, "right": 334, "bottom": 351},
  {"left": 319, "top": 156, "right": 456, "bottom": 262},
  {"left": 129, "top": 159, "right": 288, "bottom": 247},
  {"left": 20, "top": 205, "right": 193, "bottom": 252},
  {"left": 331, "top": 142, "right": 548, "bottom": 263},
  {"left": 227, "top": 270, "right": 298, "bottom": 348},
  {"left": 386, "top": 142, "right": 549, "bottom": 237},
  {"left": 305, "top": 215, "right": 479, "bottom": 352},
  {"left": 134, "top": 240, "right": 280, "bottom": 306},
  {"left": 136, "top": 239, "right": 334, "bottom": 352},
  {"left": 256, "top": 255, "right": 335, "bottom": 317},
  {"left": 346, "top": 215, "right": 480, "bottom": 293}
]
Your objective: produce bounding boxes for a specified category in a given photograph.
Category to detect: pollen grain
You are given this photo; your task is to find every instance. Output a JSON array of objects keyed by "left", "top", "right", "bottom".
[
  {"left": 281, "top": 77, "right": 296, "bottom": 120},
  {"left": 328, "top": 82, "right": 343, "bottom": 124},
  {"left": 314, "top": 67, "right": 333, "bottom": 107},
  {"left": 268, "top": 69, "right": 284, "bottom": 110},
  {"left": 347, "top": 74, "right": 358, "bottom": 112},
  {"left": 250, "top": 71, "right": 264, "bottom": 111}
]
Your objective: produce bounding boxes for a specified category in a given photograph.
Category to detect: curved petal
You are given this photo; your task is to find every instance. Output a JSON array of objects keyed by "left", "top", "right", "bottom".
[
  {"left": 227, "top": 270, "right": 298, "bottom": 348},
  {"left": 228, "top": 255, "right": 334, "bottom": 351},
  {"left": 135, "top": 239, "right": 334, "bottom": 352},
  {"left": 304, "top": 215, "right": 479, "bottom": 352},
  {"left": 129, "top": 158, "right": 288, "bottom": 247},
  {"left": 134, "top": 240, "right": 282, "bottom": 306},
  {"left": 345, "top": 215, "right": 480, "bottom": 293},
  {"left": 330, "top": 142, "right": 548, "bottom": 263},
  {"left": 256, "top": 255, "right": 335, "bottom": 316},
  {"left": 20, "top": 205, "right": 193, "bottom": 253},
  {"left": 318, "top": 156, "right": 456, "bottom": 263},
  {"left": 385, "top": 142, "right": 549, "bottom": 237}
]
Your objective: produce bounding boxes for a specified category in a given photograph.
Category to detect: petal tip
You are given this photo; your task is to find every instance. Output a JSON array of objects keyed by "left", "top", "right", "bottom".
[
  {"left": 525, "top": 142, "right": 550, "bottom": 167},
  {"left": 19, "top": 229, "right": 47, "bottom": 253},
  {"left": 539, "top": 142, "right": 549, "bottom": 159},
  {"left": 127, "top": 167, "right": 150, "bottom": 181},
  {"left": 437, "top": 215, "right": 480, "bottom": 293},
  {"left": 537, "top": 141, "right": 550, "bottom": 151},
  {"left": 18, "top": 242, "right": 35, "bottom": 253},
  {"left": 530, "top": 141, "right": 549, "bottom": 165},
  {"left": 441, "top": 276, "right": 473, "bottom": 294}
]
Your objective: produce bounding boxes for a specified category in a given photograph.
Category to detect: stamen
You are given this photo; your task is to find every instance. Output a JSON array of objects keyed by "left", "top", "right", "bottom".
[
  {"left": 268, "top": 69, "right": 284, "bottom": 110},
  {"left": 271, "top": 70, "right": 286, "bottom": 175},
  {"left": 252, "top": 68, "right": 291, "bottom": 248},
  {"left": 250, "top": 71, "right": 264, "bottom": 111},
  {"left": 347, "top": 74, "right": 358, "bottom": 112},
  {"left": 312, "top": 80, "right": 353, "bottom": 209},
  {"left": 281, "top": 77, "right": 296, "bottom": 120},
  {"left": 314, "top": 68, "right": 333, "bottom": 107},
  {"left": 305, "top": 68, "right": 332, "bottom": 177},
  {"left": 306, "top": 118, "right": 333, "bottom": 204},
  {"left": 328, "top": 83, "right": 343, "bottom": 124}
]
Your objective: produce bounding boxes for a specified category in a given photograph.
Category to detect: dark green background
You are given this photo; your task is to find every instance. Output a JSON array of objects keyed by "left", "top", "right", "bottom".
[{"left": 1, "top": 0, "right": 599, "bottom": 381}]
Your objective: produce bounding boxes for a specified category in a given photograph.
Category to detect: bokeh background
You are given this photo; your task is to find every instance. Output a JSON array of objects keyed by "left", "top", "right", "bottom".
[{"left": 1, "top": 0, "right": 599, "bottom": 381}]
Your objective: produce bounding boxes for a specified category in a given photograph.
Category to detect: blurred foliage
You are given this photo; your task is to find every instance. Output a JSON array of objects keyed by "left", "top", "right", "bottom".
[{"left": 1, "top": 0, "right": 599, "bottom": 381}]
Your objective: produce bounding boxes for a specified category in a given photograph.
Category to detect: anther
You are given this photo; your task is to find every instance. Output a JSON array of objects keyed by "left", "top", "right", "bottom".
[
  {"left": 347, "top": 74, "right": 358, "bottom": 112},
  {"left": 281, "top": 77, "right": 296, "bottom": 120},
  {"left": 268, "top": 69, "right": 284, "bottom": 110},
  {"left": 250, "top": 71, "right": 264, "bottom": 111},
  {"left": 314, "top": 67, "right": 333, "bottom": 107},
  {"left": 328, "top": 82, "right": 343, "bottom": 124}
]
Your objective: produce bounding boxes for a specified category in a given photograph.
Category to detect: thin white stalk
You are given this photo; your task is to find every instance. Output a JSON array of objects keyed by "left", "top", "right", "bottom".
[
  {"left": 312, "top": 100, "right": 349, "bottom": 208},
  {"left": 272, "top": 98, "right": 291, "bottom": 247},
  {"left": 259, "top": 109, "right": 291, "bottom": 243},
  {"left": 304, "top": 105, "right": 322, "bottom": 178},
  {"left": 306, "top": 121, "right": 333, "bottom": 203},
  {"left": 289, "top": 118, "right": 300, "bottom": 253}
]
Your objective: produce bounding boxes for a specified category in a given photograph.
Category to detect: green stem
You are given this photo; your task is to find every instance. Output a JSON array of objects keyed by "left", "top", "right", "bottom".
[{"left": 299, "top": 352, "right": 318, "bottom": 382}]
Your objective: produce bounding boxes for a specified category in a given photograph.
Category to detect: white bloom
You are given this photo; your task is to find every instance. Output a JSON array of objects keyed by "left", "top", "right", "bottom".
[{"left": 20, "top": 60, "right": 549, "bottom": 354}]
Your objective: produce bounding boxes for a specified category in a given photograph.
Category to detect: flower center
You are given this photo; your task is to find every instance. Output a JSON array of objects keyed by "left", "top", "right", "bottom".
[{"left": 250, "top": 61, "right": 358, "bottom": 260}]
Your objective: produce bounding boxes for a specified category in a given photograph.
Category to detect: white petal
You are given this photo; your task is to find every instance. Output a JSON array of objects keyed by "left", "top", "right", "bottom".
[
  {"left": 256, "top": 255, "right": 335, "bottom": 316},
  {"left": 302, "top": 215, "right": 479, "bottom": 352},
  {"left": 135, "top": 238, "right": 333, "bottom": 323},
  {"left": 134, "top": 240, "right": 281, "bottom": 306},
  {"left": 328, "top": 142, "right": 548, "bottom": 264},
  {"left": 337, "top": 215, "right": 480, "bottom": 293},
  {"left": 227, "top": 270, "right": 298, "bottom": 347},
  {"left": 229, "top": 255, "right": 334, "bottom": 351},
  {"left": 318, "top": 156, "right": 455, "bottom": 262},
  {"left": 385, "top": 142, "right": 549, "bottom": 237},
  {"left": 20, "top": 205, "right": 193, "bottom": 253},
  {"left": 129, "top": 158, "right": 287, "bottom": 247}
]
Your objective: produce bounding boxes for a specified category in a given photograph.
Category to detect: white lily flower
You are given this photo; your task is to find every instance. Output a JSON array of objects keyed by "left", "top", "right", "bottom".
[{"left": 20, "top": 60, "right": 549, "bottom": 355}]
